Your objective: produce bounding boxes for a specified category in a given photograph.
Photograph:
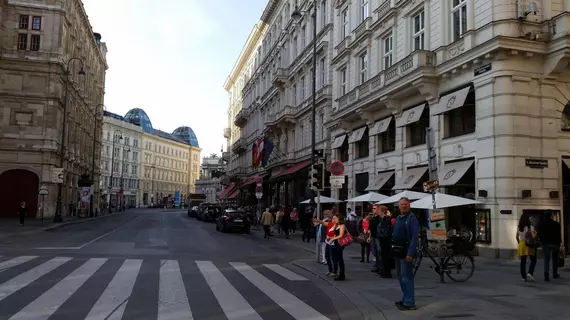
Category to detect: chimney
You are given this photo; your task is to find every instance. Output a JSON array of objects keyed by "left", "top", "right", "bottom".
[{"left": 94, "top": 32, "right": 102, "bottom": 44}]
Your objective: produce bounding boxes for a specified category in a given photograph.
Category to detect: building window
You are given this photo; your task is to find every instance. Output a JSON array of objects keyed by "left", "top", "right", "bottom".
[
  {"left": 301, "top": 25, "right": 306, "bottom": 47},
  {"left": 339, "top": 140, "right": 349, "bottom": 162},
  {"left": 319, "top": 113, "right": 325, "bottom": 140},
  {"left": 341, "top": 9, "right": 349, "bottom": 39},
  {"left": 359, "top": 52, "right": 368, "bottom": 84},
  {"left": 320, "top": 57, "right": 326, "bottom": 87},
  {"left": 300, "top": 76, "right": 305, "bottom": 100},
  {"left": 383, "top": 34, "right": 393, "bottom": 69},
  {"left": 32, "top": 16, "right": 41, "bottom": 30},
  {"left": 412, "top": 11, "right": 425, "bottom": 50},
  {"left": 30, "top": 35, "right": 40, "bottom": 51},
  {"left": 360, "top": 0, "right": 369, "bottom": 22},
  {"left": 407, "top": 110, "right": 429, "bottom": 147},
  {"left": 17, "top": 34, "right": 27, "bottom": 50},
  {"left": 19, "top": 15, "right": 29, "bottom": 29},
  {"left": 378, "top": 119, "right": 396, "bottom": 154},
  {"left": 340, "top": 67, "right": 347, "bottom": 95},
  {"left": 445, "top": 89, "right": 476, "bottom": 138},
  {"left": 356, "top": 130, "right": 369, "bottom": 159},
  {"left": 452, "top": 0, "right": 467, "bottom": 42},
  {"left": 321, "top": 0, "right": 327, "bottom": 29},
  {"left": 292, "top": 83, "right": 297, "bottom": 105}
]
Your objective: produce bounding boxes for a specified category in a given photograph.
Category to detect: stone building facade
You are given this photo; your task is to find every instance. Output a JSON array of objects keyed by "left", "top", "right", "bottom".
[
  {"left": 0, "top": 0, "right": 107, "bottom": 218},
  {"left": 196, "top": 155, "right": 225, "bottom": 203}
]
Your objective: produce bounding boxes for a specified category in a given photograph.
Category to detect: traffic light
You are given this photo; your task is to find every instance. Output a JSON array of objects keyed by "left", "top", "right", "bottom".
[
  {"left": 311, "top": 163, "right": 323, "bottom": 191},
  {"left": 313, "top": 149, "right": 324, "bottom": 162}
]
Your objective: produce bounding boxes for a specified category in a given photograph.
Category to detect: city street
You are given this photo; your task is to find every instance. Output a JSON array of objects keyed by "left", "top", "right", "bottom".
[{"left": 0, "top": 209, "right": 359, "bottom": 320}]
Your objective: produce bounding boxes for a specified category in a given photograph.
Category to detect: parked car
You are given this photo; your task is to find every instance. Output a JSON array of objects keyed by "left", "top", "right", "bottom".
[
  {"left": 216, "top": 208, "right": 251, "bottom": 233},
  {"left": 188, "top": 206, "right": 200, "bottom": 218},
  {"left": 199, "top": 205, "right": 221, "bottom": 222}
]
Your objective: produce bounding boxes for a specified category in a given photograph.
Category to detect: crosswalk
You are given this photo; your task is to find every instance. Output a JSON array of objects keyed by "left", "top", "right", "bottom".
[{"left": 0, "top": 255, "right": 333, "bottom": 320}]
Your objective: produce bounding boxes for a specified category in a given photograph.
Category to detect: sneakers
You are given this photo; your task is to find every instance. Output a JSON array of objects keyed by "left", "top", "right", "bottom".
[
  {"left": 326, "top": 272, "right": 336, "bottom": 277},
  {"left": 395, "top": 301, "right": 416, "bottom": 310},
  {"left": 527, "top": 273, "right": 535, "bottom": 282}
]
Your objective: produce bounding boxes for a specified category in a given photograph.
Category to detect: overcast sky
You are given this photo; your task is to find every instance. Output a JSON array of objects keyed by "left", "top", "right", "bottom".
[{"left": 82, "top": 0, "right": 267, "bottom": 157}]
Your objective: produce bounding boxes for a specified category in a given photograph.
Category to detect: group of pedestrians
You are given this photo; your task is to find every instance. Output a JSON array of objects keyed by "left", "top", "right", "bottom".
[
  {"left": 313, "top": 210, "right": 349, "bottom": 281},
  {"left": 260, "top": 205, "right": 300, "bottom": 239}
]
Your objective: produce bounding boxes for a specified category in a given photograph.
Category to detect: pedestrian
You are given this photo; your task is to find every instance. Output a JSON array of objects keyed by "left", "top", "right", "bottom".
[
  {"left": 281, "top": 206, "right": 291, "bottom": 239},
  {"left": 392, "top": 197, "right": 419, "bottom": 310},
  {"left": 358, "top": 213, "right": 371, "bottom": 263},
  {"left": 290, "top": 208, "right": 298, "bottom": 234},
  {"left": 315, "top": 210, "right": 333, "bottom": 267},
  {"left": 261, "top": 208, "right": 273, "bottom": 239},
  {"left": 328, "top": 213, "right": 348, "bottom": 281},
  {"left": 538, "top": 211, "right": 562, "bottom": 281},
  {"left": 301, "top": 208, "right": 312, "bottom": 242},
  {"left": 516, "top": 212, "right": 537, "bottom": 282},
  {"left": 18, "top": 201, "right": 27, "bottom": 226},
  {"left": 376, "top": 205, "right": 393, "bottom": 278},
  {"left": 369, "top": 205, "right": 381, "bottom": 273}
]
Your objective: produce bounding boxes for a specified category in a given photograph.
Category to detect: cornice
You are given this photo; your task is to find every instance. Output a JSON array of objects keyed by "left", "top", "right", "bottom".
[{"left": 224, "top": 23, "right": 266, "bottom": 91}]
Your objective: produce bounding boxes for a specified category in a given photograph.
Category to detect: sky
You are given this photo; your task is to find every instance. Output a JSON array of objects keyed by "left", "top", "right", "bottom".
[{"left": 82, "top": 0, "right": 267, "bottom": 158}]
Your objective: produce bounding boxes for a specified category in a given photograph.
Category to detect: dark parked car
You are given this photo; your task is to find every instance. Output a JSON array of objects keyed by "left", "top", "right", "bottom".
[
  {"left": 188, "top": 206, "right": 200, "bottom": 218},
  {"left": 199, "top": 205, "right": 221, "bottom": 222},
  {"left": 216, "top": 209, "right": 251, "bottom": 233}
]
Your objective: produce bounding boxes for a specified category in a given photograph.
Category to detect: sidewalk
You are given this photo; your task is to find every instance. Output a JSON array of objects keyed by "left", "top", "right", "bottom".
[{"left": 262, "top": 230, "right": 570, "bottom": 320}]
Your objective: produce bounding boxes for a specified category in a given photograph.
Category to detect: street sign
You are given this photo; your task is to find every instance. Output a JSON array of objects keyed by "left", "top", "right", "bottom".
[
  {"left": 329, "top": 161, "right": 345, "bottom": 176},
  {"left": 330, "top": 175, "right": 344, "bottom": 187},
  {"left": 423, "top": 180, "right": 439, "bottom": 192},
  {"left": 255, "top": 183, "right": 262, "bottom": 199},
  {"left": 39, "top": 185, "right": 49, "bottom": 195},
  {"left": 255, "top": 192, "right": 263, "bottom": 199},
  {"left": 51, "top": 168, "right": 64, "bottom": 184}
]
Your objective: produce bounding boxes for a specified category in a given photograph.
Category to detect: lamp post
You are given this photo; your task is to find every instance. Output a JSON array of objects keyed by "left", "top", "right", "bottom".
[
  {"left": 119, "top": 147, "right": 131, "bottom": 212},
  {"left": 90, "top": 104, "right": 105, "bottom": 217},
  {"left": 108, "top": 130, "right": 122, "bottom": 214},
  {"left": 54, "top": 58, "right": 86, "bottom": 223},
  {"left": 151, "top": 164, "right": 156, "bottom": 206}
]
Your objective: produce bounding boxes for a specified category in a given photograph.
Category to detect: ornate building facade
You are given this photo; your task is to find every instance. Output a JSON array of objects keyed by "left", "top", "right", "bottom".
[
  {"left": 0, "top": 0, "right": 108, "bottom": 218},
  {"left": 195, "top": 154, "right": 225, "bottom": 203}
]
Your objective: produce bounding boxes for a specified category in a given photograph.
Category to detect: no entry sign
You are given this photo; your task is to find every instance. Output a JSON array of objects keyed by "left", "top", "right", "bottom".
[{"left": 329, "top": 161, "right": 345, "bottom": 176}]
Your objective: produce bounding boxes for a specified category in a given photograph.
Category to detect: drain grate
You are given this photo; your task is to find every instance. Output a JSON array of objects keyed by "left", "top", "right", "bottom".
[{"left": 436, "top": 314, "right": 476, "bottom": 319}]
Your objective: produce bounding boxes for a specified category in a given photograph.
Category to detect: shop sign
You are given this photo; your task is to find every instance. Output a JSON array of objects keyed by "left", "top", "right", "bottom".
[
  {"left": 474, "top": 63, "right": 492, "bottom": 76},
  {"left": 429, "top": 209, "right": 446, "bottom": 240},
  {"left": 525, "top": 158, "right": 548, "bottom": 168},
  {"left": 423, "top": 180, "right": 439, "bottom": 192}
]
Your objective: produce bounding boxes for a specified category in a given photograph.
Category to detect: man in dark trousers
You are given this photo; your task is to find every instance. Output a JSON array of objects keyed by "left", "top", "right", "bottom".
[
  {"left": 538, "top": 211, "right": 562, "bottom": 281},
  {"left": 18, "top": 201, "right": 27, "bottom": 226},
  {"left": 376, "top": 205, "right": 393, "bottom": 278}
]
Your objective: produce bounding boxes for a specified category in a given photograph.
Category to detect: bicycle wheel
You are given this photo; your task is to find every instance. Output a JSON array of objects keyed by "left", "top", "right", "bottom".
[{"left": 443, "top": 253, "right": 475, "bottom": 282}]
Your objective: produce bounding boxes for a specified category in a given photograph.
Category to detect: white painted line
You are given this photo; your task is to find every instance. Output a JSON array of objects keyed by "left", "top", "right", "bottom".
[
  {"left": 0, "top": 256, "right": 37, "bottom": 272},
  {"left": 9, "top": 258, "right": 107, "bottom": 320},
  {"left": 35, "top": 247, "right": 81, "bottom": 250},
  {"left": 0, "top": 257, "right": 72, "bottom": 302},
  {"left": 262, "top": 264, "right": 308, "bottom": 281},
  {"left": 84, "top": 259, "right": 142, "bottom": 320},
  {"left": 196, "top": 261, "right": 262, "bottom": 320},
  {"left": 158, "top": 260, "right": 193, "bottom": 320},
  {"left": 230, "top": 262, "right": 329, "bottom": 320}
]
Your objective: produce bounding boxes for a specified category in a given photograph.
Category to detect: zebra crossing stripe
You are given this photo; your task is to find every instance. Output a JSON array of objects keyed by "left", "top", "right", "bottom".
[
  {"left": 84, "top": 259, "right": 142, "bottom": 320},
  {"left": 196, "top": 261, "right": 262, "bottom": 320},
  {"left": 262, "top": 264, "right": 308, "bottom": 281},
  {"left": 0, "top": 257, "right": 71, "bottom": 302},
  {"left": 158, "top": 260, "right": 193, "bottom": 320},
  {"left": 230, "top": 262, "right": 329, "bottom": 320},
  {"left": 0, "top": 256, "right": 37, "bottom": 273},
  {"left": 9, "top": 258, "right": 107, "bottom": 320}
]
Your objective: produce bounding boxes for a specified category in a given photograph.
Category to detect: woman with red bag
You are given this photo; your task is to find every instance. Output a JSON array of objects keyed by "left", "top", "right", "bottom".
[{"left": 328, "top": 213, "right": 349, "bottom": 281}]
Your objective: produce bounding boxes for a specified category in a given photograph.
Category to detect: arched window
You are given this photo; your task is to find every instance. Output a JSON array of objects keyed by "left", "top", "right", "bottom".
[{"left": 562, "top": 102, "right": 570, "bottom": 131}]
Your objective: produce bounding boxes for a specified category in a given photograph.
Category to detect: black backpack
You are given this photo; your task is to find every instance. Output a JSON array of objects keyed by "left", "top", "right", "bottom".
[{"left": 376, "top": 216, "right": 392, "bottom": 238}]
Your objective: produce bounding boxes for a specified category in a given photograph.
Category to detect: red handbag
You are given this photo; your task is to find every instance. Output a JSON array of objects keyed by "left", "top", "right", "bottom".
[{"left": 338, "top": 232, "right": 354, "bottom": 247}]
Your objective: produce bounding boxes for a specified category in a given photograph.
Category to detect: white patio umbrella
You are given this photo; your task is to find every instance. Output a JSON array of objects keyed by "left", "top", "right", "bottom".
[
  {"left": 410, "top": 193, "right": 481, "bottom": 209},
  {"left": 345, "top": 192, "right": 390, "bottom": 203},
  {"left": 375, "top": 190, "right": 429, "bottom": 205},
  {"left": 299, "top": 195, "right": 340, "bottom": 204}
]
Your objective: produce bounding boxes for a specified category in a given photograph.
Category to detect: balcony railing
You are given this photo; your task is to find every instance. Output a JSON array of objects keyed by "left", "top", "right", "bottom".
[
  {"left": 272, "top": 67, "right": 289, "bottom": 87},
  {"left": 223, "top": 127, "right": 231, "bottom": 139},
  {"left": 233, "top": 108, "right": 249, "bottom": 127}
]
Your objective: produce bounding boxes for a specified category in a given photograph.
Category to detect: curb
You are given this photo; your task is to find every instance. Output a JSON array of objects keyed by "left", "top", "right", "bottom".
[{"left": 43, "top": 211, "right": 127, "bottom": 231}]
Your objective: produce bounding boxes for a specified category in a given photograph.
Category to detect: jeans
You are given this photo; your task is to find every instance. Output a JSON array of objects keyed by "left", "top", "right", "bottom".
[
  {"left": 360, "top": 242, "right": 371, "bottom": 261},
  {"left": 543, "top": 244, "right": 560, "bottom": 277},
  {"left": 379, "top": 238, "right": 392, "bottom": 275},
  {"left": 520, "top": 254, "right": 537, "bottom": 279},
  {"left": 373, "top": 238, "right": 382, "bottom": 270},
  {"left": 331, "top": 244, "right": 345, "bottom": 277},
  {"left": 325, "top": 243, "right": 333, "bottom": 273},
  {"left": 396, "top": 258, "right": 415, "bottom": 306},
  {"left": 291, "top": 221, "right": 297, "bottom": 233},
  {"left": 263, "top": 225, "right": 271, "bottom": 238},
  {"left": 320, "top": 242, "right": 327, "bottom": 263},
  {"left": 302, "top": 227, "right": 312, "bottom": 242}
]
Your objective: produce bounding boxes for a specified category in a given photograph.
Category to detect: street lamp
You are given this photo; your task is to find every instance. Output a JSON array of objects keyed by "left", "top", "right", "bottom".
[
  {"left": 119, "top": 147, "right": 131, "bottom": 212},
  {"left": 291, "top": 1, "right": 318, "bottom": 212},
  {"left": 54, "top": 57, "right": 86, "bottom": 223},
  {"left": 90, "top": 104, "right": 105, "bottom": 217},
  {"left": 108, "top": 130, "right": 123, "bottom": 213},
  {"left": 151, "top": 164, "right": 156, "bottom": 206}
]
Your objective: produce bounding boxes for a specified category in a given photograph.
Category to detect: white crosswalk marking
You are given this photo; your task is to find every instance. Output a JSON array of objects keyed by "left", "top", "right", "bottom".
[
  {"left": 262, "top": 264, "right": 308, "bottom": 281},
  {"left": 231, "top": 262, "right": 329, "bottom": 320},
  {"left": 9, "top": 258, "right": 107, "bottom": 320},
  {"left": 0, "top": 257, "right": 71, "bottom": 302},
  {"left": 196, "top": 260, "right": 262, "bottom": 320},
  {"left": 158, "top": 260, "right": 193, "bottom": 320},
  {"left": 0, "top": 256, "right": 37, "bottom": 273},
  {"left": 84, "top": 259, "right": 142, "bottom": 320}
]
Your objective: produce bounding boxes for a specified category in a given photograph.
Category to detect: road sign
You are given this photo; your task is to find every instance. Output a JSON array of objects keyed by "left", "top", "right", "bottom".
[
  {"left": 423, "top": 180, "right": 439, "bottom": 192},
  {"left": 329, "top": 161, "right": 345, "bottom": 176},
  {"left": 330, "top": 175, "right": 344, "bottom": 187},
  {"left": 51, "top": 168, "right": 64, "bottom": 184},
  {"left": 255, "top": 183, "right": 262, "bottom": 199},
  {"left": 255, "top": 192, "right": 263, "bottom": 199},
  {"left": 39, "top": 185, "right": 49, "bottom": 195}
]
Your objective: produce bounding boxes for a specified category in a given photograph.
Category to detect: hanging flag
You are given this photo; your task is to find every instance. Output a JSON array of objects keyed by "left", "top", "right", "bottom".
[
  {"left": 255, "top": 139, "right": 264, "bottom": 167},
  {"left": 261, "top": 138, "right": 274, "bottom": 167}
]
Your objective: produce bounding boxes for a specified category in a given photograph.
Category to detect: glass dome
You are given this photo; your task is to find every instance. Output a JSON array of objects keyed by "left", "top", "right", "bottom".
[
  {"left": 172, "top": 126, "right": 200, "bottom": 148},
  {"left": 124, "top": 108, "right": 154, "bottom": 133}
]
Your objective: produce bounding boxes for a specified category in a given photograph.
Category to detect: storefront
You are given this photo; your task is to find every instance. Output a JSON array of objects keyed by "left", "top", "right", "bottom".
[{"left": 267, "top": 160, "right": 311, "bottom": 209}]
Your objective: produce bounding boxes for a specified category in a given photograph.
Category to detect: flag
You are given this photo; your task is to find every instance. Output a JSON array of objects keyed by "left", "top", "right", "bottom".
[
  {"left": 252, "top": 142, "right": 257, "bottom": 167},
  {"left": 255, "top": 139, "right": 264, "bottom": 167},
  {"left": 261, "top": 138, "right": 274, "bottom": 167}
]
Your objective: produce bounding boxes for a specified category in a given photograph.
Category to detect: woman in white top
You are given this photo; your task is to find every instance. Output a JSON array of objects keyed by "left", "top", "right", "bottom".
[{"left": 516, "top": 213, "right": 537, "bottom": 282}]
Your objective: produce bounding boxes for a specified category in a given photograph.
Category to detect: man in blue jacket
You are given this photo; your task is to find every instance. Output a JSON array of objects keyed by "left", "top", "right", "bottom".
[{"left": 392, "top": 197, "right": 419, "bottom": 310}]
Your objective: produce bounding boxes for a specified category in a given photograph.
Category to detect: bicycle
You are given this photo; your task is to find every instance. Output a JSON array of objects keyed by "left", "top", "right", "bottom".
[{"left": 412, "top": 230, "right": 476, "bottom": 282}]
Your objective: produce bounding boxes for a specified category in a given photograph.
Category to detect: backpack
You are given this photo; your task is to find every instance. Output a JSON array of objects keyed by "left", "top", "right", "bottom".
[{"left": 376, "top": 216, "right": 393, "bottom": 238}]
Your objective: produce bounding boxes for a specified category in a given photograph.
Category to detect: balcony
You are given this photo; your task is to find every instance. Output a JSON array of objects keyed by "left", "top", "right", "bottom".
[
  {"left": 272, "top": 68, "right": 289, "bottom": 88},
  {"left": 221, "top": 151, "right": 229, "bottom": 161},
  {"left": 372, "top": 0, "right": 396, "bottom": 27},
  {"left": 266, "top": 105, "right": 298, "bottom": 130},
  {"left": 349, "top": 18, "right": 372, "bottom": 50},
  {"left": 233, "top": 108, "right": 249, "bottom": 127},
  {"left": 231, "top": 137, "right": 246, "bottom": 153},
  {"left": 223, "top": 127, "right": 231, "bottom": 139}
]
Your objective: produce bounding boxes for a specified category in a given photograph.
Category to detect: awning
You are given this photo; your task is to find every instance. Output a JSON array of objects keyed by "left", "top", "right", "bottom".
[
  {"left": 395, "top": 103, "right": 426, "bottom": 128},
  {"left": 369, "top": 117, "right": 392, "bottom": 136},
  {"left": 348, "top": 126, "right": 367, "bottom": 143},
  {"left": 331, "top": 135, "right": 347, "bottom": 149},
  {"left": 438, "top": 160, "right": 474, "bottom": 186},
  {"left": 218, "top": 183, "right": 235, "bottom": 199},
  {"left": 365, "top": 171, "right": 395, "bottom": 191},
  {"left": 273, "top": 160, "right": 311, "bottom": 178},
  {"left": 241, "top": 176, "right": 261, "bottom": 187},
  {"left": 392, "top": 166, "right": 428, "bottom": 190},
  {"left": 563, "top": 159, "right": 570, "bottom": 169},
  {"left": 228, "top": 190, "right": 240, "bottom": 199},
  {"left": 431, "top": 86, "right": 471, "bottom": 116}
]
